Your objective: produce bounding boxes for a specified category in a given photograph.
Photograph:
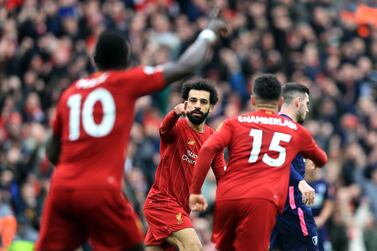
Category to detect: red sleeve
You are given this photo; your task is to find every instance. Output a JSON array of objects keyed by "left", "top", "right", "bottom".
[
  {"left": 124, "top": 66, "right": 165, "bottom": 97},
  {"left": 298, "top": 126, "right": 328, "bottom": 167},
  {"left": 159, "top": 110, "right": 180, "bottom": 141},
  {"left": 211, "top": 151, "right": 226, "bottom": 181},
  {"left": 190, "top": 120, "right": 233, "bottom": 194}
]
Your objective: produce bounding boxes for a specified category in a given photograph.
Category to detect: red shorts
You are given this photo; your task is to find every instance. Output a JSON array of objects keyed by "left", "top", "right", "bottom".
[
  {"left": 36, "top": 189, "right": 143, "bottom": 251},
  {"left": 212, "top": 198, "right": 278, "bottom": 251},
  {"left": 144, "top": 199, "right": 193, "bottom": 250}
]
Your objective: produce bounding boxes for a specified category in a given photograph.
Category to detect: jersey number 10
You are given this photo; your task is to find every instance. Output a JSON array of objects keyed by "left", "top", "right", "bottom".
[
  {"left": 67, "top": 88, "right": 116, "bottom": 141},
  {"left": 248, "top": 129, "right": 291, "bottom": 167}
]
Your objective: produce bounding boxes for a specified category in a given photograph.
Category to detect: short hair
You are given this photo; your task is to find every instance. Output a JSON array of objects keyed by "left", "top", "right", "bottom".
[
  {"left": 282, "top": 82, "right": 310, "bottom": 104},
  {"left": 181, "top": 78, "right": 219, "bottom": 105},
  {"left": 253, "top": 74, "right": 282, "bottom": 101},
  {"left": 93, "top": 31, "right": 129, "bottom": 71}
]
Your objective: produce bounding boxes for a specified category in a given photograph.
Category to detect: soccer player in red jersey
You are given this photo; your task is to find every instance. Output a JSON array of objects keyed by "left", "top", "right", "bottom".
[
  {"left": 36, "top": 19, "right": 228, "bottom": 251},
  {"left": 144, "top": 79, "right": 226, "bottom": 251},
  {"left": 189, "top": 74, "right": 328, "bottom": 251}
]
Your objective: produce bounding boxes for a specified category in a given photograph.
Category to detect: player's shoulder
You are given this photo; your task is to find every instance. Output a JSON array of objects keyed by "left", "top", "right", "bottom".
[
  {"left": 113, "top": 66, "right": 162, "bottom": 77},
  {"left": 231, "top": 111, "right": 256, "bottom": 125},
  {"left": 174, "top": 117, "right": 189, "bottom": 131},
  {"left": 204, "top": 123, "right": 216, "bottom": 134}
]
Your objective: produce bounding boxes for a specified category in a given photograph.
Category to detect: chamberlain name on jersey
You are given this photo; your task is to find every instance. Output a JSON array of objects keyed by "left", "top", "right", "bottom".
[{"left": 238, "top": 115, "right": 298, "bottom": 130}]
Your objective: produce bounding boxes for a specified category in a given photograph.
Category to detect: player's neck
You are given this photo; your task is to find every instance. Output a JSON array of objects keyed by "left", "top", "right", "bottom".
[
  {"left": 187, "top": 119, "right": 205, "bottom": 133},
  {"left": 279, "top": 106, "right": 297, "bottom": 122},
  {"left": 254, "top": 104, "right": 279, "bottom": 113}
]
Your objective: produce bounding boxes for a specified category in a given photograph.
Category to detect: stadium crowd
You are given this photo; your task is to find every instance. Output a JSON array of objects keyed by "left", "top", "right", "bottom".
[{"left": 1, "top": 0, "right": 377, "bottom": 250}]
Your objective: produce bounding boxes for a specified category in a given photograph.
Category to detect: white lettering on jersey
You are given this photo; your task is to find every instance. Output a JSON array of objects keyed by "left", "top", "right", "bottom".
[
  {"left": 76, "top": 73, "right": 109, "bottom": 89},
  {"left": 238, "top": 115, "right": 298, "bottom": 130},
  {"left": 181, "top": 149, "right": 198, "bottom": 165}
]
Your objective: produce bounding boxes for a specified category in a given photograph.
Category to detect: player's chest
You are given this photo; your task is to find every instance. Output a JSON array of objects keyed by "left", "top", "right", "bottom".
[{"left": 177, "top": 133, "right": 206, "bottom": 166}]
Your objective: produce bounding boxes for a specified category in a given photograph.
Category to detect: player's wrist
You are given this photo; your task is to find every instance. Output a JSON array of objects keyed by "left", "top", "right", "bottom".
[{"left": 198, "top": 29, "right": 217, "bottom": 44}]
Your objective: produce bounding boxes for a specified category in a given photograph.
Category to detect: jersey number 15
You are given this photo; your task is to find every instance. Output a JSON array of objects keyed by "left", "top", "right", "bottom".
[
  {"left": 248, "top": 129, "right": 291, "bottom": 167},
  {"left": 67, "top": 88, "right": 116, "bottom": 141}
]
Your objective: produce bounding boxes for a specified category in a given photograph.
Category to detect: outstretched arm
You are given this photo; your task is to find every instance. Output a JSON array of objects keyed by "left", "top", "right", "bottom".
[
  {"left": 162, "top": 19, "right": 228, "bottom": 84},
  {"left": 159, "top": 104, "right": 185, "bottom": 140}
]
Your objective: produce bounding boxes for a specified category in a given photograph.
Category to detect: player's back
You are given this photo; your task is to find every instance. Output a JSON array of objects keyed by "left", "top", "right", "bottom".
[
  {"left": 51, "top": 68, "right": 164, "bottom": 190},
  {"left": 217, "top": 110, "right": 323, "bottom": 210}
]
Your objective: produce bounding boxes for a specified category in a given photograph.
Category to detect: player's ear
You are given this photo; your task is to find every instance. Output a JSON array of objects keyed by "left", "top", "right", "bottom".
[
  {"left": 251, "top": 95, "right": 256, "bottom": 106},
  {"left": 294, "top": 96, "right": 301, "bottom": 108},
  {"left": 278, "top": 96, "right": 284, "bottom": 108},
  {"left": 209, "top": 104, "right": 214, "bottom": 113},
  {"left": 184, "top": 101, "right": 188, "bottom": 110}
]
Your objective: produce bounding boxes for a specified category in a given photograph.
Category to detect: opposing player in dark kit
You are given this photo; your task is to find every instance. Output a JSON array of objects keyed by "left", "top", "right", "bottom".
[{"left": 270, "top": 82, "right": 324, "bottom": 251}]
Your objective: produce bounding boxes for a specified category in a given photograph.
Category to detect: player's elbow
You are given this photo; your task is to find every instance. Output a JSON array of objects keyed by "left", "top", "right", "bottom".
[
  {"left": 314, "top": 152, "right": 328, "bottom": 168},
  {"left": 162, "top": 63, "right": 195, "bottom": 84}
]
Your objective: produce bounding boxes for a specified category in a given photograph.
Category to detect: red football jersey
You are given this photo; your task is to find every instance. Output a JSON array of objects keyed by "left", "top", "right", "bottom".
[
  {"left": 51, "top": 67, "right": 164, "bottom": 190},
  {"left": 145, "top": 111, "right": 226, "bottom": 213},
  {"left": 190, "top": 110, "right": 327, "bottom": 211}
]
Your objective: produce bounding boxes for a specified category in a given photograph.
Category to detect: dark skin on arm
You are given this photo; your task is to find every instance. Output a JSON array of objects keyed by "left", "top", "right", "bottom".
[{"left": 46, "top": 133, "right": 61, "bottom": 166}]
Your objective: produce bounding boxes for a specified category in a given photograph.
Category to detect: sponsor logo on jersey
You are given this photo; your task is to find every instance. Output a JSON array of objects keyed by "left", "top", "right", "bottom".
[
  {"left": 182, "top": 149, "right": 198, "bottom": 165},
  {"left": 176, "top": 213, "right": 183, "bottom": 225},
  {"left": 187, "top": 139, "right": 196, "bottom": 145},
  {"left": 312, "top": 236, "right": 318, "bottom": 246}
]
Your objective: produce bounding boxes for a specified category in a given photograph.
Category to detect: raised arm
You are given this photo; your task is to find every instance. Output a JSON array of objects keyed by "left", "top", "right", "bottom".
[
  {"left": 159, "top": 104, "right": 185, "bottom": 140},
  {"left": 162, "top": 19, "right": 228, "bottom": 84}
]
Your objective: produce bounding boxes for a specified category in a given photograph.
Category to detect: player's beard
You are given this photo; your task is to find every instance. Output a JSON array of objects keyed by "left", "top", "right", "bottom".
[
  {"left": 296, "top": 112, "right": 305, "bottom": 125},
  {"left": 187, "top": 109, "right": 209, "bottom": 125}
]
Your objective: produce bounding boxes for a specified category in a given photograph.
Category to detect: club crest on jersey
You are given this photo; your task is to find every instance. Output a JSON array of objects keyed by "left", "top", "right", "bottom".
[
  {"left": 312, "top": 236, "right": 318, "bottom": 246},
  {"left": 176, "top": 213, "right": 183, "bottom": 225},
  {"left": 187, "top": 139, "right": 196, "bottom": 145}
]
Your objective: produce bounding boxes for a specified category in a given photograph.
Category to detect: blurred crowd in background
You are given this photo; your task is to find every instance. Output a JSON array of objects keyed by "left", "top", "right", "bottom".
[{"left": 1, "top": 0, "right": 377, "bottom": 250}]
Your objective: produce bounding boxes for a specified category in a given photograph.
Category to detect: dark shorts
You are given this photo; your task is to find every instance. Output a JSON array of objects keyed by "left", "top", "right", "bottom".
[
  {"left": 143, "top": 199, "right": 192, "bottom": 251},
  {"left": 270, "top": 205, "right": 319, "bottom": 251},
  {"left": 36, "top": 189, "right": 143, "bottom": 251},
  {"left": 317, "top": 227, "right": 329, "bottom": 251},
  {"left": 213, "top": 198, "right": 278, "bottom": 251}
]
